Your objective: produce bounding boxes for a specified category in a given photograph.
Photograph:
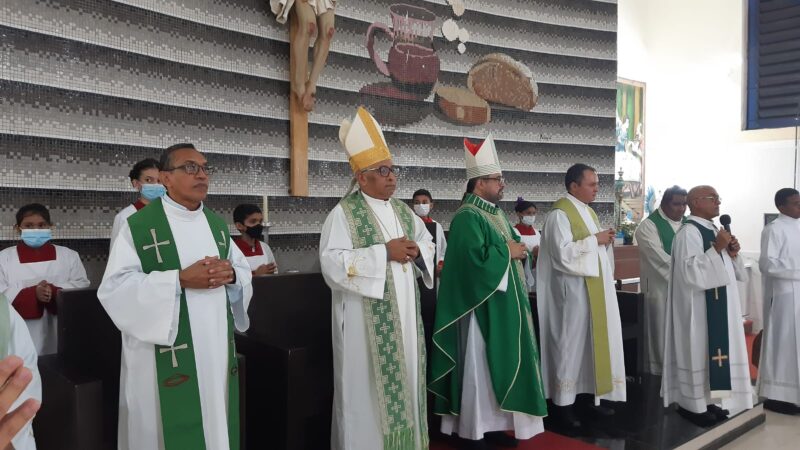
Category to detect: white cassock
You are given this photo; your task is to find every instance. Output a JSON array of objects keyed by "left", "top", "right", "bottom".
[
  {"left": 513, "top": 227, "right": 540, "bottom": 293},
  {"left": 662, "top": 215, "right": 753, "bottom": 414},
  {"left": 757, "top": 213, "right": 800, "bottom": 404},
  {"left": 111, "top": 203, "right": 140, "bottom": 250},
  {"left": 0, "top": 244, "right": 90, "bottom": 355},
  {"left": 319, "top": 191, "right": 434, "bottom": 450},
  {"left": 634, "top": 208, "right": 682, "bottom": 375},
  {"left": 4, "top": 306, "right": 43, "bottom": 450},
  {"left": 233, "top": 238, "right": 277, "bottom": 273},
  {"left": 536, "top": 194, "right": 626, "bottom": 405},
  {"left": 98, "top": 196, "right": 252, "bottom": 450}
]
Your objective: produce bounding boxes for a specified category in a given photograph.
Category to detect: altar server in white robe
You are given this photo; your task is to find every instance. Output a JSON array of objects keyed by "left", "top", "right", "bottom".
[
  {"left": 98, "top": 144, "right": 251, "bottom": 450},
  {"left": 0, "top": 203, "right": 90, "bottom": 355},
  {"left": 536, "top": 163, "right": 625, "bottom": 431},
  {"left": 232, "top": 203, "right": 278, "bottom": 275},
  {"left": 0, "top": 296, "right": 43, "bottom": 450},
  {"left": 662, "top": 185, "right": 752, "bottom": 427},
  {"left": 110, "top": 158, "right": 164, "bottom": 249},
  {"left": 634, "top": 186, "right": 687, "bottom": 375},
  {"left": 319, "top": 107, "right": 434, "bottom": 450},
  {"left": 758, "top": 187, "right": 800, "bottom": 415}
]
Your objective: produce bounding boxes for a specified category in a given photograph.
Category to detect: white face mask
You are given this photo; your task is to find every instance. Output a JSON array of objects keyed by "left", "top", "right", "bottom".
[
  {"left": 413, "top": 204, "right": 431, "bottom": 217},
  {"left": 521, "top": 215, "right": 536, "bottom": 226}
]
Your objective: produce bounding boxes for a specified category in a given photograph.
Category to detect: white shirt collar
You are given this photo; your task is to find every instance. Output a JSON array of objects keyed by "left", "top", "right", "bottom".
[
  {"left": 163, "top": 194, "right": 204, "bottom": 221},
  {"left": 687, "top": 215, "right": 716, "bottom": 230},
  {"left": 566, "top": 193, "right": 588, "bottom": 209},
  {"left": 777, "top": 213, "right": 800, "bottom": 223},
  {"left": 360, "top": 190, "right": 392, "bottom": 207},
  {"left": 658, "top": 208, "right": 682, "bottom": 226}
]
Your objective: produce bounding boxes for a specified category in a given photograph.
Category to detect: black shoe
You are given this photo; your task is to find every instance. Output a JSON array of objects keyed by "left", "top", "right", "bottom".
[
  {"left": 484, "top": 431, "right": 518, "bottom": 447},
  {"left": 456, "top": 437, "right": 491, "bottom": 450},
  {"left": 707, "top": 404, "right": 730, "bottom": 421},
  {"left": 764, "top": 399, "right": 800, "bottom": 415},
  {"left": 677, "top": 407, "right": 718, "bottom": 427},
  {"left": 550, "top": 404, "right": 582, "bottom": 431},
  {"left": 584, "top": 403, "right": 616, "bottom": 418}
]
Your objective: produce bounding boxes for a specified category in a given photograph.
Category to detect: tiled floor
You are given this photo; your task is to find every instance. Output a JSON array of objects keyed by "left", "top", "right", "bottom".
[{"left": 721, "top": 410, "right": 800, "bottom": 450}]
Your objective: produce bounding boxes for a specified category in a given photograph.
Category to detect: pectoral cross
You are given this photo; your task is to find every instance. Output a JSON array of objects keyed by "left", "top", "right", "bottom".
[
  {"left": 712, "top": 348, "right": 728, "bottom": 368},
  {"left": 160, "top": 343, "right": 189, "bottom": 368},
  {"left": 143, "top": 229, "right": 170, "bottom": 264}
]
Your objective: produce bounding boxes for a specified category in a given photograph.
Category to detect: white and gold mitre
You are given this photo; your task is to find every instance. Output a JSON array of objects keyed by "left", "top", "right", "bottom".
[{"left": 339, "top": 106, "right": 392, "bottom": 172}]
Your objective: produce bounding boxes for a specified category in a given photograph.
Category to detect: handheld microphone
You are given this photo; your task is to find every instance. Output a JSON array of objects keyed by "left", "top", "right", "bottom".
[{"left": 720, "top": 214, "right": 732, "bottom": 232}]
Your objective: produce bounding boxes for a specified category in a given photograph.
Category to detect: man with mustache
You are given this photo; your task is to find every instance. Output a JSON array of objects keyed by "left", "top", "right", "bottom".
[
  {"left": 319, "top": 107, "right": 435, "bottom": 450},
  {"left": 98, "top": 144, "right": 253, "bottom": 449},
  {"left": 430, "top": 135, "right": 546, "bottom": 450},
  {"left": 662, "top": 186, "right": 752, "bottom": 426}
]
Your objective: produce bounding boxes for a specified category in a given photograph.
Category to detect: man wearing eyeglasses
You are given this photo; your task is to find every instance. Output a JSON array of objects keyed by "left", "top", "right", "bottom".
[
  {"left": 536, "top": 163, "right": 625, "bottom": 433},
  {"left": 98, "top": 143, "right": 252, "bottom": 450},
  {"left": 430, "top": 135, "right": 546, "bottom": 450},
  {"left": 662, "top": 185, "right": 752, "bottom": 426},
  {"left": 319, "top": 107, "right": 435, "bottom": 450}
]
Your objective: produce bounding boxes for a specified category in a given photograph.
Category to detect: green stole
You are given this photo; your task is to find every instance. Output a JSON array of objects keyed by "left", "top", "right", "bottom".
[
  {"left": 429, "top": 193, "right": 547, "bottom": 417},
  {"left": 128, "top": 198, "right": 240, "bottom": 450},
  {"left": 685, "top": 220, "right": 732, "bottom": 391},
  {"left": 0, "top": 294, "right": 10, "bottom": 359},
  {"left": 551, "top": 197, "right": 613, "bottom": 396},
  {"left": 646, "top": 210, "right": 679, "bottom": 255},
  {"left": 338, "top": 191, "right": 428, "bottom": 450}
]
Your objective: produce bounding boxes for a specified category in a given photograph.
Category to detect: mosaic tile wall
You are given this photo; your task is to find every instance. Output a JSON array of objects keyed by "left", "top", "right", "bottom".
[{"left": 0, "top": 0, "right": 617, "bottom": 284}]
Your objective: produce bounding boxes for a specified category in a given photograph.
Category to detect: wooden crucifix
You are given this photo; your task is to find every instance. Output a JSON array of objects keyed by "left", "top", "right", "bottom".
[{"left": 278, "top": 1, "right": 337, "bottom": 197}]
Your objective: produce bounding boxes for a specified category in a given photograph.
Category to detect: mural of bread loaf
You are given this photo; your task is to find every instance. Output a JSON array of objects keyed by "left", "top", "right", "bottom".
[
  {"left": 435, "top": 86, "right": 491, "bottom": 126},
  {"left": 468, "top": 53, "right": 539, "bottom": 111}
]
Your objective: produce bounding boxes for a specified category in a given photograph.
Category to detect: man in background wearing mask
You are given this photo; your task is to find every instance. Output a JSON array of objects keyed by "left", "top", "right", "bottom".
[
  {"left": 0, "top": 203, "right": 90, "bottom": 354},
  {"left": 110, "top": 158, "right": 165, "bottom": 249},
  {"left": 411, "top": 189, "right": 447, "bottom": 277},
  {"left": 512, "top": 197, "right": 539, "bottom": 293},
  {"left": 232, "top": 204, "right": 277, "bottom": 275}
]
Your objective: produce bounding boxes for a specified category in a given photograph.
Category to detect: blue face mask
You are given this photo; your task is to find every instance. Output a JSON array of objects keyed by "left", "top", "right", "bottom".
[
  {"left": 21, "top": 229, "right": 52, "bottom": 248},
  {"left": 140, "top": 183, "right": 167, "bottom": 201}
]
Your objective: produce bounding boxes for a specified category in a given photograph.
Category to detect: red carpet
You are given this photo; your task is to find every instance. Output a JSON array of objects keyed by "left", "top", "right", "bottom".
[{"left": 430, "top": 431, "right": 605, "bottom": 450}]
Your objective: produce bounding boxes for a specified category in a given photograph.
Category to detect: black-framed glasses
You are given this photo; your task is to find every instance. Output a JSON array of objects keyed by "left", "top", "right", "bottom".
[
  {"left": 361, "top": 165, "right": 402, "bottom": 177},
  {"left": 481, "top": 176, "right": 505, "bottom": 184},
  {"left": 164, "top": 162, "right": 216, "bottom": 176}
]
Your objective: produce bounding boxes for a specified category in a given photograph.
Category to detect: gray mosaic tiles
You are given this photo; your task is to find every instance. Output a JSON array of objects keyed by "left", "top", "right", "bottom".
[{"left": 0, "top": 0, "right": 617, "bottom": 283}]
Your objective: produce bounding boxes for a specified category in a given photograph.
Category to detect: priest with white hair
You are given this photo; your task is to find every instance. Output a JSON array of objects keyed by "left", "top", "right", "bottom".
[{"left": 319, "top": 106, "right": 435, "bottom": 450}]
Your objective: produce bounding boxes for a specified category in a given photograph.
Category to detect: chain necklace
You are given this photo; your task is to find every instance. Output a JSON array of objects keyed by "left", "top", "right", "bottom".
[{"left": 363, "top": 192, "right": 409, "bottom": 272}]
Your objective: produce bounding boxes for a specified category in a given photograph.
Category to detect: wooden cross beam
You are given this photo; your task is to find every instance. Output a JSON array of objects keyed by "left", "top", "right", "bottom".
[{"left": 288, "top": 11, "right": 309, "bottom": 197}]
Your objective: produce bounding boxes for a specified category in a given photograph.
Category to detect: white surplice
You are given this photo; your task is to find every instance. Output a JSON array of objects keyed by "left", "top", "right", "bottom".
[
  {"left": 98, "top": 195, "right": 252, "bottom": 450},
  {"left": 5, "top": 306, "right": 43, "bottom": 450},
  {"left": 634, "top": 208, "right": 682, "bottom": 375},
  {"left": 512, "top": 227, "right": 540, "bottom": 293},
  {"left": 319, "top": 191, "right": 434, "bottom": 450},
  {"left": 110, "top": 204, "right": 139, "bottom": 250},
  {"left": 0, "top": 244, "right": 90, "bottom": 355},
  {"left": 661, "top": 215, "right": 753, "bottom": 414},
  {"left": 234, "top": 239, "right": 277, "bottom": 273},
  {"left": 536, "top": 194, "right": 626, "bottom": 405},
  {"left": 757, "top": 213, "right": 800, "bottom": 404}
]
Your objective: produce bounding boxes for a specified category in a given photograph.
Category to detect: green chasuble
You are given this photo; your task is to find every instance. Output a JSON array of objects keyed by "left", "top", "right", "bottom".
[
  {"left": 685, "top": 220, "right": 732, "bottom": 391},
  {"left": 550, "top": 198, "right": 613, "bottom": 396},
  {"left": 128, "top": 198, "right": 240, "bottom": 450},
  {"left": 429, "top": 194, "right": 547, "bottom": 417}
]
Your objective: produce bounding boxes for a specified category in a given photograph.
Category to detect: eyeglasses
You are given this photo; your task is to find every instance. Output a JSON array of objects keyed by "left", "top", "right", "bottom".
[
  {"left": 481, "top": 176, "right": 505, "bottom": 184},
  {"left": 361, "top": 166, "right": 402, "bottom": 177},
  {"left": 163, "top": 162, "right": 216, "bottom": 176},
  {"left": 698, "top": 195, "right": 721, "bottom": 202}
]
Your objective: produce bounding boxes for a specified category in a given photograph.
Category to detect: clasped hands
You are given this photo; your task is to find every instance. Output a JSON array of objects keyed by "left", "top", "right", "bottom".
[
  {"left": 179, "top": 256, "right": 235, "bottom": 289},
  {"left": 386, "top": 237, "right": 420, "bottom": 263}
]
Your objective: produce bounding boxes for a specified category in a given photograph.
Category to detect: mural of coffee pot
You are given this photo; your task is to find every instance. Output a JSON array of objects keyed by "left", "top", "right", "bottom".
[{"left": 366, "top": 3, "right": 440, "bottom": 96}]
